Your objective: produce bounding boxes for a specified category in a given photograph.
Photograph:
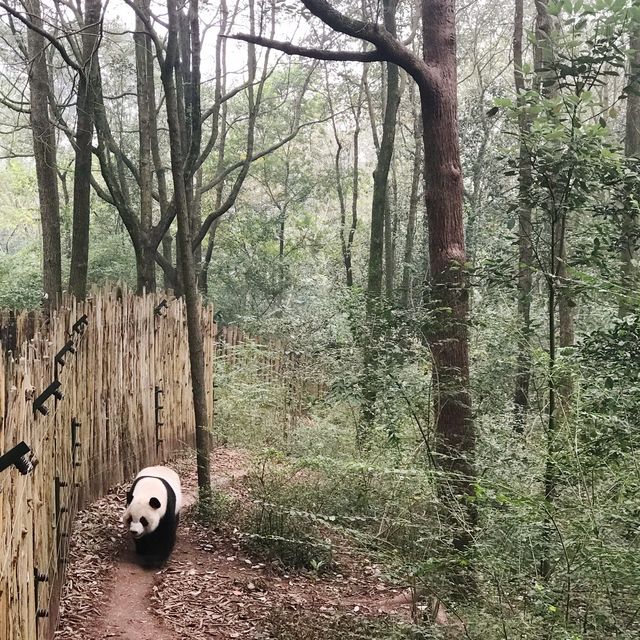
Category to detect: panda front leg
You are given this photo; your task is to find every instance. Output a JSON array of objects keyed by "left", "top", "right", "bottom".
[{"left": 134, "top": 537, "right": 166, "bottom": 568}]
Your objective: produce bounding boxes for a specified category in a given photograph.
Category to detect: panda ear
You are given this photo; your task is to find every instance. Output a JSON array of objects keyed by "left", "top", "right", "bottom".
[
  {"left": 149, "top": 497, "right": 161, "bottom": 509},
  {"left": 126, "top": 490, "right": 133, "bottom": 505}
]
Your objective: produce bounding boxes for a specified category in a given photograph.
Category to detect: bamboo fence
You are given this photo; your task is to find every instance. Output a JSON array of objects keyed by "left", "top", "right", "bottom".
[
  {"left": 0, "top": 287, "right": 216, "bottom": 640},
  {"left": 214, "top": 327, "right": 325, "bottom": 432}
]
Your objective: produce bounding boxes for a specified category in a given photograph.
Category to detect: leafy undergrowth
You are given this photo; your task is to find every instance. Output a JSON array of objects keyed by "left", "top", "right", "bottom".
[
  {"left": 260, "top": 609, "right": 437, "bottom": 639},
  {"left": 150, "top": 448, "right": 430, "bottom": 639}
]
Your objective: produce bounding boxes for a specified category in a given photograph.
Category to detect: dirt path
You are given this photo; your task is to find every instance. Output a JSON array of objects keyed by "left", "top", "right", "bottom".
[
  {"left": 97, "top": 549, "right": 177, "bottom": 640},
  {"left": 56, "top": 449, "right": 414, "bottom": 640},
  {"left": 92, "top": 482, "right": 198, "bottom": 640}
]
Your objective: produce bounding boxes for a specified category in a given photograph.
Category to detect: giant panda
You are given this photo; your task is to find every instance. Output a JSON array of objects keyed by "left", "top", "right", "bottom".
[{"left": 123, "top": 465, "right": 183, "bottom": 566}]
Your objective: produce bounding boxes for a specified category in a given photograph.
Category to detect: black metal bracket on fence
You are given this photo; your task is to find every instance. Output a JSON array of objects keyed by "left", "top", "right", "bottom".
[
  {"left": 71, "top": 314, "right": 88, "bottom": 335},
  {"left": 54, "top": 477, "right": 68, "bottom": 565},
  {"left": 154, "top": 299, "right": 168, "bottom": 317},
  {"left": 71, "top": 418, "right": 82, "bottom": 468},
  {"left": 55, "top": 340, "right": 76, "bottom": 368},
  {"left": 155, "top": 386, "right": 164, "bottom": 451},
  {"left": 0, "top": 441, "right": 35, "bottom": 475},
  {"left": 33, "top": 381, "right": 63, "bottom": 416},
  {"left": 34, "top": 568, "right": 49, "bottom": 621},
  {"left": 54, "top": 340, "right": 77, "bottom": 380}
]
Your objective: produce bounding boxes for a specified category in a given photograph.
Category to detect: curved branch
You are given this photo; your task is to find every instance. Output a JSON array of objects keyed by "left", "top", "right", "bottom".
[
  {"left": 226, "top": 33, "right": 385, "bottom": 63},
  {"left": 298, "top": 0, "right": 436, "bottom": 90}
]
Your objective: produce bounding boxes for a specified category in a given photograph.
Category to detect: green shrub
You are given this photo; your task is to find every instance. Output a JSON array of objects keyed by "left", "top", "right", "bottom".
[
  {"left": 195, "top": 486, "right": 238, "bottom": 527},
  {"left": 240, "top": 453, "right": 333, "bottom": 571}
]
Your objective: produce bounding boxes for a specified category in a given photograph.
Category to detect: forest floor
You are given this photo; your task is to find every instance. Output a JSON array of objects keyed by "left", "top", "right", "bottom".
[{"left": 53, "top": 448, "right": 416, "bottom": 640}]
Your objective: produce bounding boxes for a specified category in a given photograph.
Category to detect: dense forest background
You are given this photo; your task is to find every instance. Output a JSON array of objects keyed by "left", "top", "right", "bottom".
[{"left": 1, "top": 0, "right": 639, "bottom": 637}]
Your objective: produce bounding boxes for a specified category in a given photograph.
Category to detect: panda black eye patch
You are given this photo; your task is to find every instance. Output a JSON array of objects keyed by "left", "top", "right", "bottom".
[
  {"left": 140, "top": 517, "right": 148, "bottom": 527},
  {"left": 149, "top": 497, "right": 161, "bottom": 509}
]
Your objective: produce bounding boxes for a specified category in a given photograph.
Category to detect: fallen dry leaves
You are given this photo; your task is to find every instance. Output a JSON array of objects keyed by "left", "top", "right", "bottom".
[
  {"left": 54, "top": 449, "right": 417, "bottom": 640},
  {"left": 54, "top": 488, "right": 126, "bottom": 639}
]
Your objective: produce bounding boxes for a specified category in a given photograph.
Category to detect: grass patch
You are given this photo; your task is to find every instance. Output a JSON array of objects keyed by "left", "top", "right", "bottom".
[{"left": 263, "top": 609, "right": 439, "bottom": 639}]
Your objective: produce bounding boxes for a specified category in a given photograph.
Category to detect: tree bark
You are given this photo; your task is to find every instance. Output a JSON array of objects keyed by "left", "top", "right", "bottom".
[
  {"left": 25, "top": 0, "right": 63, "bottom": 308},
  {"left": 400, "top": 89, "right": 422, "bottom": 309},
  {"left": 69, "top": 0, "right": 102, "bottom": 299},
  {"left": 621, "top": 25, "right": 640, "bottom": 316},
  {"left": 421, "top": 0, "right": 476, "bottom": 572},
  {"left": 134, "top": 0, "right": 156, "bottom": 293},
  {"left": 163, "top": 0, "right": 211, "bottom": 501},
  {"left": 513, "top": 0, "right": 534, "bottom": 427}
]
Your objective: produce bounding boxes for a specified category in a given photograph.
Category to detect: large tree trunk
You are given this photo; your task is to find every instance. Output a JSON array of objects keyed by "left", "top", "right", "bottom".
[
  {"left": 25, "top": 0, "right": 62, "bottom": 308},
  {"left": 69, "top": 0, "right": 102, "bottom": 300},
  {"left": 163, "top": 0, "right": 211, "bottom": 502},
  {"left": 231, "top": 0, "right": 476, "bottom": 585},
  {"left": 621, "top": 26, "right": 640, "bottom": 316},
  {"left": 421, "top": 0, "right": 476, "bottom": 577},
  {"left": 135, "top": 244, "right": 157, "bottom": 294}
]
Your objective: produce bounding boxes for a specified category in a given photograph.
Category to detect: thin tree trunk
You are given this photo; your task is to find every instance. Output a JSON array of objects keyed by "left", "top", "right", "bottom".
[
  {"left": 69, "top": 0, "right": 101, "bottom": 299},
  {"left": 162, "top": 235, "right": 174, "bottom": 289},
  {"left": 134, "top": 0, "right": 156, "bottom": 293},
  {"left": 535, "top": 0, "right": 567, "bottom": 579},
  {"left": 538, "top": 0, "right": 573, "bottom": 409},
  {"left": 513, "top": 0, "right": 534, "bottom": 427},
  {"left": 326, "top": 64, "right": 360, "bottom": 288},
  {"left": 25, "top": 0, "right": 62, "bottom": 308},
  {"left": 384, "top": 195, "right": 394, "bottom": 299},
  {"left": 200, "top": 1, "right": 228, "bottom": 294},
  {"left": 347, "top": 73, "right": 363, "bottom": 288},
  {"left": 360, "top": 0, "right": 400, "bottom": 444},
  {"left": 200, "top": 219, "right": 220, "bottom": 296},
  {"left": 366, "top": 56, "right": 399, "bottom": 311},
  {"left": 621, "top": 26, "right": 640, "bottom": 316},
  {"left": 163, "top": 0, "right": 211, "bottom": 502},
  {"left": 400, "top": 90, "right": 422, "bottom": 309}
]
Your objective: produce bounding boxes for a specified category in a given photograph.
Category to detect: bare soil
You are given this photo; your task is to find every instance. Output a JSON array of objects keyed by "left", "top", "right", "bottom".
[{"left": 55, "top": 448, "right": 414, "bottom": 640}]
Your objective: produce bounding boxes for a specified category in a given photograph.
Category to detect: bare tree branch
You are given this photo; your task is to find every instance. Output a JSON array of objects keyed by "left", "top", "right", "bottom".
[
  {"left": 226, "top": 33, "right": 385, "bottom": 63},
  {"left": 1, "top": 0, "right": 82, "bottom": 71}
]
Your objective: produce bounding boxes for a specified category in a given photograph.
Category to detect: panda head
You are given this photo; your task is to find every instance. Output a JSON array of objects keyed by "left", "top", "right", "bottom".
[{"left": 123, "top": 477, "right": 167, "bottom": 538}]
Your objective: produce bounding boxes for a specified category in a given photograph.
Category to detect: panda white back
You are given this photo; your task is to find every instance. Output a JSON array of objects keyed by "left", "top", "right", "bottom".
[{"left": 135, "top": 465, "right": 183, "bottom": 514}]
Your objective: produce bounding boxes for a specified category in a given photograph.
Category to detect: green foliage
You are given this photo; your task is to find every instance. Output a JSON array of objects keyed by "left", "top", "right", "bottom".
[
  {"left": 240, "top": 453, "right": 334, "bottom": 571},
  {"left": 196, "top": 486, "right": 238, "bottom": 527},
  {"left": 0, "top": 244, "right": 43, "bottom": 309},
  {"left": 86, "top": 231, "right": 137, "bottom": 288}
]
